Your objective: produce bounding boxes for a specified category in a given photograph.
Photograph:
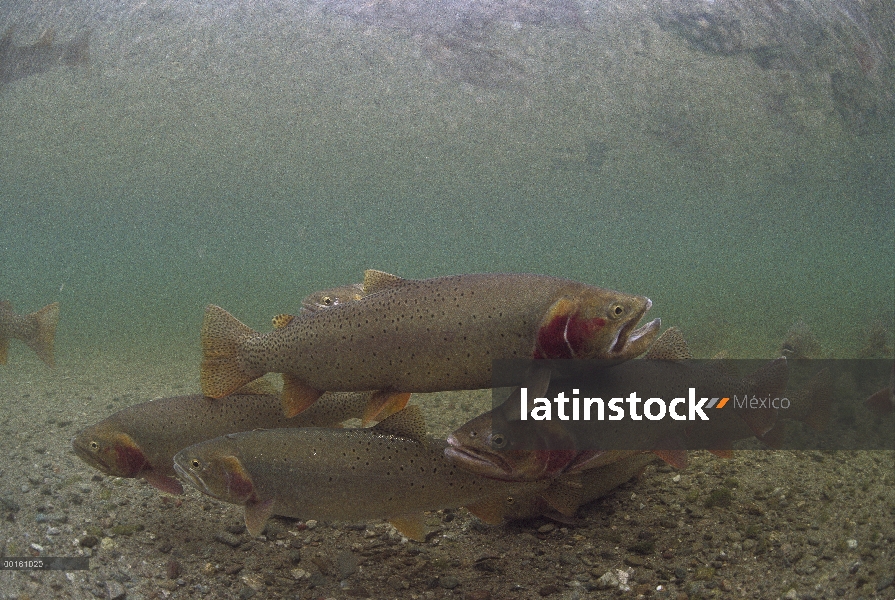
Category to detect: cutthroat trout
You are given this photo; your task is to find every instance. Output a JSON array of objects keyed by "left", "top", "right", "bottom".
[
  {"left": 0, "top": 301, "right": 59, "bottom": 367},
  {"left": 498, "top": 451, "right": 658, "bottom": 522},
  {"left": 173, "top": 406, "right": 578, "bottom": 541},
  {"left": 72, "top": 389, "right": 394, "bottom": 495},
  {"left": 201, "top": 270, "right": 660, "bottom": 418},
  {"left": 445, "top": 327, "right": 788, "bottom": 480}
]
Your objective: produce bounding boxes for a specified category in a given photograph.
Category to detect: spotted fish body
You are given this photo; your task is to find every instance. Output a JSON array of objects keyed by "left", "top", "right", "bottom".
[
  {"left": 202, "top": 270, "right": 660, "bottom": 416},
  {"left": 72, "top": 390, "right": 382, "bottom": 495},
  {"left": 499, "top": 451, "right": 658, "bottom": 521},
  {"left": 0, "top": 301, "right": 59, "bottom": 367},
  {"left": 173, "top": 406, "right": 556, "bottom": 540}
]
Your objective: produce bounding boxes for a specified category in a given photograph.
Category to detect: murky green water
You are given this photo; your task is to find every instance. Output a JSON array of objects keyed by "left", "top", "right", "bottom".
[{"left": 1, "top": 0, "right": 892, "bottom": 365}]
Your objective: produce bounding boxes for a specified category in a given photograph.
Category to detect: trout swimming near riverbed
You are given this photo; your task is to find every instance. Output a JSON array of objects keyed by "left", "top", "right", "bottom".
[
  {"left": 445, "top": 327, "right": 789, "bottom": 481},
  {"left": 202, "top": 270, "right": 660, "bottom": 419},
  {"left": 173, "top": 406, "right": 580, "bottom": 541},
  {"left": 72, "top": 389, "right": 399, "bottom": 495},
  {"left": 0, "top": 301, "right": 59, "bottom": 367},
  {"left": 1, "top": 28, "right": 89, "bottom": 86}
]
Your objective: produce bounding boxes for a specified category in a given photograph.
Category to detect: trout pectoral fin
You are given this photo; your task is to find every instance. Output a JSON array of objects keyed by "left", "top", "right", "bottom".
[
  {"left": 362, "top": 391, "right": 412, "bottom": 426},
  {"left": 389, "top": 514, "right": 426, "bottom": 542},
  {"left": 281, "top": 374, "right": 324, "bottom": 418},
  {"left": 143, "top": 471, "right": 184, "bottom": 495},
  {"left": 244, "top": 499, "right": 275, "bottom": 537},
  {"left": 540, "top": 475, "right": 583, "bottom": 517},
  {"left": 464, "top": 496, "right": 508, "bottom": 524},
  {"left": 643, "top": 326, "right": 691, "bottom": 361}
]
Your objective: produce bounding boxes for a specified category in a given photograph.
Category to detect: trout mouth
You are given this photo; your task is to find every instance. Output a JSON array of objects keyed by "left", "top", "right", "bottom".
[
  {"left": 173, "top": 459, "right": 215, "bottom": 498},
  {"left": 610, "top": 298, "right": 660, "bottom": 358},
  {"left": 444, "top": 435, "right": 513, "bottom": 479},
  {"left": 71, "top": 437, "right": 113, "bottom": 474}
]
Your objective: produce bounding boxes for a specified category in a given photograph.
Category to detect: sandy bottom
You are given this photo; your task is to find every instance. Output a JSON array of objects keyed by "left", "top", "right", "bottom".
[{"left": 0, "top": 348, "right": 893, "bottom": 600}]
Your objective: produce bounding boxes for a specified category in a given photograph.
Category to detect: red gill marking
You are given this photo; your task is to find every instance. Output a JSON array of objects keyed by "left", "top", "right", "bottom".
[
  {"left": 114, "top": 444, "right": 149, "bottom": 477},
  {"left": 225, "top": 469, "right": 256, "bottom": 503}
]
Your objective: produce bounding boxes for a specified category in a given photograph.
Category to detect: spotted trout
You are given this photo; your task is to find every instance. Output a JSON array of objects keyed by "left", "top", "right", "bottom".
[
  {"left": 445, "top": 327, "right": 788, "bottom": 480},
  {"left": 72, "top": 389, "right": 396, "bottom": 495},
  {"left": 173, "top": 406, "right": 579, "bottom": 541},
  {"left": 0, "top": 301, "right": 59, "bottom": 367},
  {"left": 498, "top": 451, "right": 658, "bottom": 522},
  {"left": 201, "top": 270, "right": 660, "bottom": 418}
]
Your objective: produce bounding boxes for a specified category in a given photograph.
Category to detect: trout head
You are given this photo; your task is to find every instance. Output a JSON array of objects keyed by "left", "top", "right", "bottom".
[
  {"left": 301, "top": 283, "right": 365, "bottom": 313},
  {"left": 534, "top": 291, "right": 660, "bottom": 362},
  {"left": 444, "top": 410, "right": 578, "bottom": 482},
  {"left": 72, "top": 425, "right": 149, "bottom": 478},
  {"left": 173, "top": 440, "right": 257, "bottom": 505}
]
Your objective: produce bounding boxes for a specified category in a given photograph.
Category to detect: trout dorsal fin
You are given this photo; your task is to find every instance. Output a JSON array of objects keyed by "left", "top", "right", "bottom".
[
  {"left": 271, "top": 314, "right": 295, "bottom": 329},
  {"left": 643, "top": 326, "right": 691, "bottom": 360},
  {"left": 372, "top": 405, "right": 427, "bottom": 442},
  {"left": 363, "top": 270, "right": 405, "bottom": 294}
]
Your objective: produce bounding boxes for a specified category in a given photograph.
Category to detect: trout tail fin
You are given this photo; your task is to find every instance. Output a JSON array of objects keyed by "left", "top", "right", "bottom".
[
  {"left": 201, "top": 304, "right": 260, "bottom": 398},
  {"left": 26, "top": 302, "right": 60, "bottom": 367}
]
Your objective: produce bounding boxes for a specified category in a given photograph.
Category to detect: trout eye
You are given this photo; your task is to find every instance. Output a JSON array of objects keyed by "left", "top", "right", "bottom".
[
  {"left": 609, "top": 303, "right": 625, "bottom": 319},
  {"left": 90, "top": 441, "right": 99, "bottom": 450},
  {"left": 505, "top": 496, "right": 516, "bottom": 505},
  {"left": 468, "top": 430, "right": 477, "bottom": 439},
  {"left": 490, "top": 433, "right": 507, "bottom": 449},
  {"left": 191, "top": 459, "right": 200, "bottom": 469},
  {"left": 322, "top": 296, "right": 333, "bottom": 306}
]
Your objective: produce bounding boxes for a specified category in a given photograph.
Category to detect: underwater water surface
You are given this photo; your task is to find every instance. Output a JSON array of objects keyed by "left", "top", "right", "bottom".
[{"left": 0, "top": 0, "right": 891, "bottom": 366}]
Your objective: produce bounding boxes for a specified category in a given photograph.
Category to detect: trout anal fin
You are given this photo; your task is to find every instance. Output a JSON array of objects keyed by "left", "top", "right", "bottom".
[
  {"left": 362, "top": 391, "right": 412, "bottom": 426},
  {"left": 281, "top": 374, "right": 324, "bottom": 418}
]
